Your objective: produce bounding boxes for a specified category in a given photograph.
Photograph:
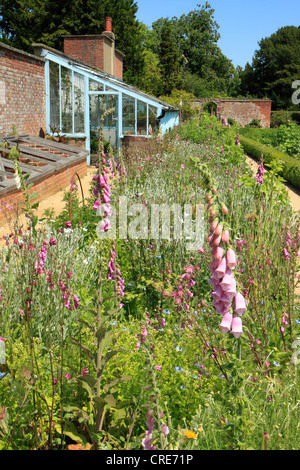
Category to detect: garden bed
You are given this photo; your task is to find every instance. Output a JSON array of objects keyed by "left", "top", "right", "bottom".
[{"left": 0, "top": 116, "right": 299, "bottom": 451}]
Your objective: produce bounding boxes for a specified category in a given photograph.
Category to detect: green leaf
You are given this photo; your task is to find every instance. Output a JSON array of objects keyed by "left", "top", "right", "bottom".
[
  {"left": 111, "top": 407, "right": 126, "bottom": 422},
  {"left": 103, "top": 374, "right": 131, "bottom": 392},
  {"left": 63, "top": 423, "right": 87, "bottom": 445},
  {"left": 103, "top": 394, "right": 116, "bottom": 407},
  {"left": 77, "top": 375, "right": 96, "bottom": 400},
  {"left": 28, "top": 191, "right": 38, "bottom": 200},
  {"left": 93, "top": 396, "right": 106, "bottom": 414},
  {"left": 96, "top": 329, "right": 114, "bottom": 354}
]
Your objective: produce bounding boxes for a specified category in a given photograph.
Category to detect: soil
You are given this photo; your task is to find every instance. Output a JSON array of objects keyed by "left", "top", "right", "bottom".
[{"left": 0, "top": 167, "right": 97, "bottom": 239}]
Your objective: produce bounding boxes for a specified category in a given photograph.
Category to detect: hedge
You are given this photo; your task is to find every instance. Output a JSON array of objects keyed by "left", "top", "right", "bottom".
[
  {"left": 271, "top": 111, "right": 300, "bottom": 128},
  {"left": 239, "top": 135, "right": 300, "bottom": 190}
]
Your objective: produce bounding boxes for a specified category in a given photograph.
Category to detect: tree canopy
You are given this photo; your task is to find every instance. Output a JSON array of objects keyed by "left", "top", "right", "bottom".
[
  {"left": 239, "top": 26, "right": 300, "bottom": 109},
  {"left": 140, "top": 3, "right": 238, "bottom": 99},
  {"left": 1, "top": 1, "right": 298, "bottom": 108},
  {"left": 0, "top": 0, "right": 144, "bottom": 86}
]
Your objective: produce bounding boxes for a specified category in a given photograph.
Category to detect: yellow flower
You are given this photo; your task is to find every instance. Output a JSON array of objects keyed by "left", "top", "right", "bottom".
[
  {"left": 184, "top": 430, "right": 197, "bottom": 439},
  {"left": 198, "top": 426, "right": 203, "bottom": 433}
]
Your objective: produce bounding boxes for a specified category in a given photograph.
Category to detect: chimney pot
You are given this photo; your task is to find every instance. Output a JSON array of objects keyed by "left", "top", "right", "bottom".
[{"left": 105, "top": 17, "right": 112, "bottom": 32}]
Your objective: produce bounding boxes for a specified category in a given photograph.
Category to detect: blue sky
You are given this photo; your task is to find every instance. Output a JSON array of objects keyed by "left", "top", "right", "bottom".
[{"left": 135, "top": 0, "right": 300, "bottom": 69}]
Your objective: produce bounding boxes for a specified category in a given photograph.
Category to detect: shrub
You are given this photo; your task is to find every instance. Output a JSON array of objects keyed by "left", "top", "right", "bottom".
[
  {"left": 271, "top": 110, "right": 300, "bottom": 127},
  {"left": 239, "top": 134, "right": 300, "bottom": 188},
  {"left": 245, "top": 118, "right": 262, "bottom": 128}
]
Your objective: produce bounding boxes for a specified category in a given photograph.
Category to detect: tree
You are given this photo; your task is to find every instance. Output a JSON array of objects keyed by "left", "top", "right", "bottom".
[
  {"left": 138, "top": 49, "right": 163, "bottom": 97},
  {"left": 175, "top": 2, "right": 221, "bottom": 77},
  {"left": 239, "top": 26, "right": 300, "bottom": 109},
  {"left": 0, "top": 0, "right": 144, "bottom": 86},
  {"left": 148, "top": 3, "right": 237, "bottom": 98},
  {"left": 158, "top": 22, "right": 183, "bottom": 95}
]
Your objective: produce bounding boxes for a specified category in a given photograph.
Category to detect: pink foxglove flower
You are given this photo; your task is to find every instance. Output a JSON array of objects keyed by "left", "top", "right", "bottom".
[
  {"left": 231, "top": 316, "right": 243, "bottom": 338},
  {"left": 234, "top": 292, "right": 247, "bottom": 316},
  {"left": 73, "top": 294, "right": 80, "bottom": 309},
  {"left": 226, "top": 248, "right": 237, "bottom": 269},
  {"left": 93, "top": 200, "right": 100, "bottom": 211},
  {"left": 99, "top": 218, "right": 111, "bottom": 232},
  {"left": 142, "top": 408, "right": 156, "bottom": 450},
  {"left": 221, "top": 230, "right": 230, "bottom": 243},
  {"left": 213, "top": 246, "right": 224, "bottom": 261},
  {"left": 215, "top": 257, "right": 227, "bottom": 278},
  {"left": 219, "top": 312, "right": 233, "bottom": 334},
  {"left": 142, "top": 431, "right": 156, "bottom": 450},
  {"left": 220, "top": 268, "right": 234, "bottom": 292},
  {"left": 161, "top": 423, "right": 169, "bottom": 437}
]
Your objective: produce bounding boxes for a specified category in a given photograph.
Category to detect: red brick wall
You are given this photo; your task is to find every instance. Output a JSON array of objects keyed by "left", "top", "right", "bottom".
[
  {"left": 64, "top": 36, "right": 105, "bottom": 71},
  {"left": 0, "top": 158, "right": 87, "bottom": 225},
  {"left": 0, "top": 44, "right": 46, "bottom": 136},
  {"left": 217, "top": 100, "right": 272, "bottom": 128},
  {"left": 64, "top": 35, "right": 123, "bottom": 80}
]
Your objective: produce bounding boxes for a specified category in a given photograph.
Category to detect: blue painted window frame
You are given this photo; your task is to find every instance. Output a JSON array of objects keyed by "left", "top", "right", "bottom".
[{"left": 44, "top": 50, "right": 167, "bottom": 162}]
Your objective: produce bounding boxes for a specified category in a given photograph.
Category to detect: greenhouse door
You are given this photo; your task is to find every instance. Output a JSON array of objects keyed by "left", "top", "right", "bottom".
[{"left": 89, "top": 94, "right": 119, "bottom": 152}]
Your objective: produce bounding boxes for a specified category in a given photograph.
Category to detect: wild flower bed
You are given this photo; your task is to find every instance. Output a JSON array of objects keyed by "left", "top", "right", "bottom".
[{"left": 0, "top": 115, "right": 299, "bottom": 450}]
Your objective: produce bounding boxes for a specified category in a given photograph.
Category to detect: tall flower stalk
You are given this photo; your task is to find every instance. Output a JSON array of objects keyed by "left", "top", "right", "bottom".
[{"left": 193, "top": 160, "right": 247, "bottom": 338}]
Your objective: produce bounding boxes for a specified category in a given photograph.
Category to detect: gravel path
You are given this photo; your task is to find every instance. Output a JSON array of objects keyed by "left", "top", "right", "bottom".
[{"left": 245, "top": 155, "right": 300, "bottom": 212}]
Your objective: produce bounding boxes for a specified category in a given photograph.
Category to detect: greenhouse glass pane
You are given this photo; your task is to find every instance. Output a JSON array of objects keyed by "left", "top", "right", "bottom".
[
  {"left": 90, "top": 94, "right": 119, "bottom": 149},
  {"left": 106, "top": 85, "right": 118, "bottom": 92},
  {"left": 137, "top": 100, "right": 147, "bottom": 135},
  {"left": 74, "top": 72, "right": 85, "bottom": 133},
  {"left": 49, "top": 62, "right": 60, "bottom": 131},
  {"left": 105, "top": 94, "right": 118, "bottom": 129},
  {"left": 89, "top": 79, "right": 104, "bottom": 92},
  {"left": 90, "top": 95, "right": 106, "bottom": 130},
  {"left": 61, "top": 66, "right": 73, "bottom": 133},
  {"left": 148, "top": 105, "right": 158, "bottom": 134},
  {"left": 122, "top": 94, "right": 135, "bottom": 135}
]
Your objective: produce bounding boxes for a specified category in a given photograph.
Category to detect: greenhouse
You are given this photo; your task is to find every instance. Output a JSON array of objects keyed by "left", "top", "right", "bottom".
[{"left": 32, "top": 43, "right": 179, "bottom": 163}]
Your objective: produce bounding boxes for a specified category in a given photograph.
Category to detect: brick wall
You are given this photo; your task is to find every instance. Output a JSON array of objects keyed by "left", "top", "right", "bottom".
[
  {"left": 217, "top": 99, "right": 272, "bottom": 128},
  {"left": 191, "top": 98, "right": 272, "bottom": 128},
  {"left": 0, "top": 158, "right": 87, "bottom": 225},
  {"left": 0, "top": 43, "right": 46, "bottom": 136},
  {"left": 63, "top": 34, "right": 123, "bottom": 80},
  {"left": 64, "top": 35, "right": 105, "bottom": 71}
]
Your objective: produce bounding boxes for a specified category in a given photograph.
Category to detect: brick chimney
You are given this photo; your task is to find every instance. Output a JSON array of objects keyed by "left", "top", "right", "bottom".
[
  {"left": 63, "top": 17, "right": 123, "bottom": 79},
  {"left": 105, "top": 16, "right": 112, "bottom": 33}
]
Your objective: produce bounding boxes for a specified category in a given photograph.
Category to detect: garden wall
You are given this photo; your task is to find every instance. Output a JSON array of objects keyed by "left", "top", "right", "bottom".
[
  {"left": 191, "top": 98, "right": 272, "bottom": 128},
  {"left": 0, "top": 42, "right": 46, "bottom": 136},
  {"left": 218, "top": 99, "right": 271, "bottom": 128}
]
